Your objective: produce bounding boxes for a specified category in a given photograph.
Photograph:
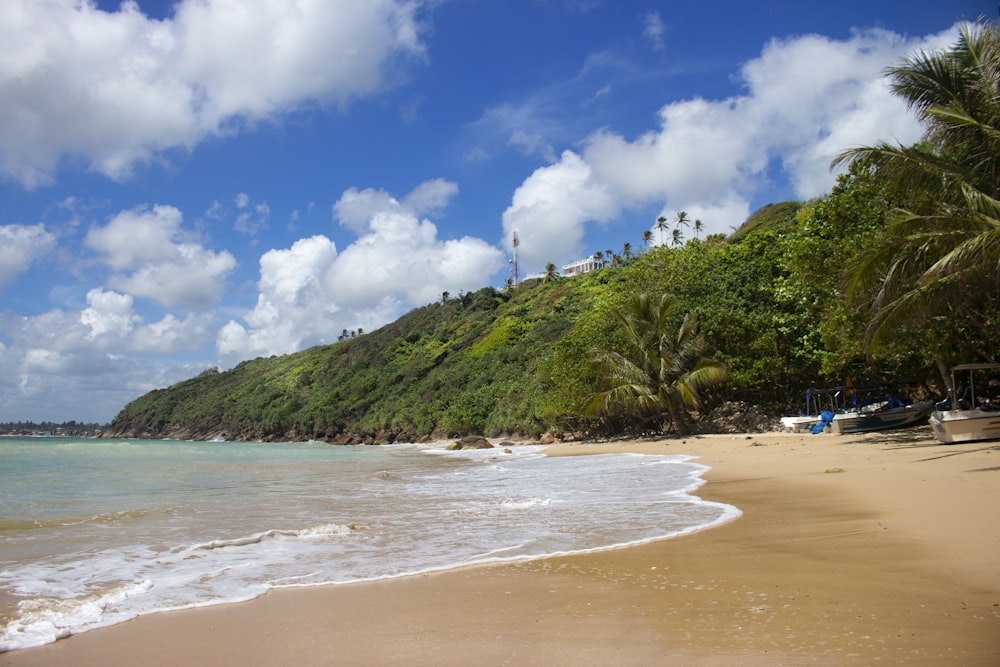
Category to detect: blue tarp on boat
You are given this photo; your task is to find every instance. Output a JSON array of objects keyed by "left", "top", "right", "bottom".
[{"left": 811, "top": 410, "right": 835, "bottom": 434}]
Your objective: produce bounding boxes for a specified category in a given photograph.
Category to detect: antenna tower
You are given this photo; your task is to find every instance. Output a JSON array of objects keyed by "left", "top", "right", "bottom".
[{"left": 512, "top": 231, "right": 520, "bottom": 286}]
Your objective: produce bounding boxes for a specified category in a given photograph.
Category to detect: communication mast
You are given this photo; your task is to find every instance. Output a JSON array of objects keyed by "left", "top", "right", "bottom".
[{"left": 511, "top": 230, "right": 520, "bottom": 287}]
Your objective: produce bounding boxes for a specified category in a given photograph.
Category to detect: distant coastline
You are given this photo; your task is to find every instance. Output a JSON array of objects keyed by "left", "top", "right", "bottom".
[{"left": 0, "top": 422, "right": 108, "bottom": 438}]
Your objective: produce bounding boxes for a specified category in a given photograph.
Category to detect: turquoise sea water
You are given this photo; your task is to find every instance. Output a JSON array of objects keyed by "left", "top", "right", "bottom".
[{"left": 0, "top": 437, "right": 739, "bottom": 652}]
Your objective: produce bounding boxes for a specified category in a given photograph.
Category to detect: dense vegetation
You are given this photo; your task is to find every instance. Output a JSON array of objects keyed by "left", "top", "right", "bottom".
[
  {"left": 103, "top": 163, "right": 968, "bottom": 442},
  {"left": 105, "top": 22, "right": 1000, "bottom": 442}
]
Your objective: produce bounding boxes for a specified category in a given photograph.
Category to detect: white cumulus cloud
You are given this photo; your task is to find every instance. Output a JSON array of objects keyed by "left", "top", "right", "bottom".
[
  {"left": 0, "top": 290, "right": 215, "bottom": 421},
  {"left": 85, "top": 204, "right": 236, "bottom": 308},
  {"left": 0, "top": 0, "right": 429, "bottom": 187},
  {"left": 502, "top": 151, "right": 619, "bottom": 272},
  {"left": 0, "top": 223, "right": 57, "bottom": 289}
]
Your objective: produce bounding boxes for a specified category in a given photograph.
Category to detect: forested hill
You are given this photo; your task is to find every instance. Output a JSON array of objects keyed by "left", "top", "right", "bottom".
[
  {"left": 103, "top": 173, "right": 974, "bottom": 443},
  {"left": 104, "top": 270, "right": 615, "bottom": 443}
]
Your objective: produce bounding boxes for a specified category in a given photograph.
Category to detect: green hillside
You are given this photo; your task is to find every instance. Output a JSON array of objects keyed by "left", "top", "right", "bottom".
[
  {"left": 105, "top": 269, "right": 622, "bottom": 442},
  {"left": 98, "top": 181, "right": 954, "bottom": 443},
  {"left": 96, "top": 190, "right": 909, "bottom": 443},
  {"left": 104, "top": 180, "right": 994, "bottom": 442}
]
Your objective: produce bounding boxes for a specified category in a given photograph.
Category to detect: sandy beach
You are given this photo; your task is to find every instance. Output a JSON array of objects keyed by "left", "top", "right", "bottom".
[{"left": 2, "top": 427, "right": 998, "bottom": 666}]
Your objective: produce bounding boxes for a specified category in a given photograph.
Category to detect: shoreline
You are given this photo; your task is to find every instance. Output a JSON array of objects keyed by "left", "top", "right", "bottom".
[{"left": 3, "top": 429, "right": 999, "bottom": 665}]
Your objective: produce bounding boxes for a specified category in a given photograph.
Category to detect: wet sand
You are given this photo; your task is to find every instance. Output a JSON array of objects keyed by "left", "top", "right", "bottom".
[{"left": 3, "top": 428, "right": 999, "bottom": 665}]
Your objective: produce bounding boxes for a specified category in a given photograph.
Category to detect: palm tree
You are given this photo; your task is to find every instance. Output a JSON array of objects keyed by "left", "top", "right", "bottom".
[
  {"left": 671, "top": 227, "right": 683, "bottom": 247},
  {"left": 543, "top": 262, "right": 559, "bottom": 283},
  {"left": 834, "top": 20, "right": 1000, "bottom": 352},
  {"left": 693, "top": 218, "right": 704, "bottom": 240},
  {"left": 642, "top": 229, "right": 653, "bottom": 251},
  {"left": 622, "top": 242, "right": 632, "bottom": 263},
  {"left": 594, "top": 250, "right": 604, "bottom": 268},
  {"left": 674, "top": 211, "right": 690, "bottom": 231},
  {"left": 655, "top": 216, "right": 669, "bottom": 245},
  {"left": 586, "top": 293, "right": 728, "bottom": 434}
]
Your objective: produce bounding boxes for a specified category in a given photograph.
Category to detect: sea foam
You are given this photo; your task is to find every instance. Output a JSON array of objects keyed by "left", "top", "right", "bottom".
[{"left": 0, "top": 439, "right": 739, "bottom": 652}]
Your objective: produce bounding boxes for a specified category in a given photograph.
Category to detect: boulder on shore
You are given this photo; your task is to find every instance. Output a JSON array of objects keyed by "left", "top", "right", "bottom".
[{"left": 446, "top": 435, "right": 493, "bottom": 450}]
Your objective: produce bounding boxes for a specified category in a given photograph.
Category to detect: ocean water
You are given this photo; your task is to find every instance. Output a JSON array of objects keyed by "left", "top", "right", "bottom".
[{"left": 0, "top": 437, "right": 739, "bottom": 652}]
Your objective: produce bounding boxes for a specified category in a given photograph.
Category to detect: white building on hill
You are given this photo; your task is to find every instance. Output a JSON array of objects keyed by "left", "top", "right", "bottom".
[{"left": 562, "top": 255, "right": 607, "bottom": 276}]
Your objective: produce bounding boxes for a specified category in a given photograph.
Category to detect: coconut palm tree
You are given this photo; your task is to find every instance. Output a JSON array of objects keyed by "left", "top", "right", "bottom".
[
  {"left": 642, "top": 229, "right": 653, "bottom": 251},
  {"left": 693, "top": 218, "right": 704, "bottom": 240},
  {"left": 674, "top": 211, "right": 690, "bottom": 232},
  {"left": 833, "top": 20, "right": 1000, "bottom": 351},
  {"left": 655, "top": 216, "right": 669, "bottom": 245},
  {"left": 543, "top": 262, "right": 559, "bottom": 283},
  {"left": 622, "top": 242, "right": 632, "bottom": 263},
  {"left": 671, "top": 227, "right": 684, "bottom": 247},
  {"left": 586, "top": 292, "right": 728, "bottom": 434}
]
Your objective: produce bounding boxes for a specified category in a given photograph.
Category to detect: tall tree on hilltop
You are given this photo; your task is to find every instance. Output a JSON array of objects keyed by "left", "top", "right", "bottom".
[
  {"left": 586, "top": 293, "right": 728, "bottom": 435},
  {"left": 642, "top": 229, "right": 653, "bottom": 250},
  {"left": 655, "top": 216, "right": 669, "bottom": 245},
  {"left": 675, "top": 211, "right": 690, "bottom": 232},
  {"left": 543, "top": 262, "right": 559, "bottom": 283},
  {"left": 834, "top": 20, "right": 1000, "bottom": 360}
]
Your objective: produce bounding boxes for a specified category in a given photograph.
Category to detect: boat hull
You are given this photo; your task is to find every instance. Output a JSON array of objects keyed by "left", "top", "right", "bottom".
[
  {"left": 779, "top": 415, "right": 820, "bottom": 433},
  {"left": 829, "top": 401, "right": 935, "bottom": 435},
  {"left": 929, "top": 408, "right": 1000, "bottom": 443}
]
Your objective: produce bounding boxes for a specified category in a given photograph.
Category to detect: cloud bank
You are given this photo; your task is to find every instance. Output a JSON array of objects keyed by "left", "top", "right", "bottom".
[
  {"left": 503, "top": 27, "right": 954, "bottom": 272},
  {"left": 0, "top": 0, "right": 428, "bottom": 187}
]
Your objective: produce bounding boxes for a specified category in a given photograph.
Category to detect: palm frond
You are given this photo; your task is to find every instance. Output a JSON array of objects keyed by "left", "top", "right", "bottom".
[{"left": 586, "top": 293, "right": 728, "bottom": 432}]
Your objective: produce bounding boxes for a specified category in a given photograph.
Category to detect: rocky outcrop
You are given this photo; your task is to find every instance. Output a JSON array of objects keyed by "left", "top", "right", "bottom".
[
  {"left": 696, "top": 401, "right": 780, "bottom": 433},
  {"left": 446, "top": 435, "right": 494, "bottom": 450}
]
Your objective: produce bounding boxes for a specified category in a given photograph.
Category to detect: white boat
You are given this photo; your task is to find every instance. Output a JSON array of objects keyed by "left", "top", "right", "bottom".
[
  {"left": 780, "top": 387, "right": 836, "bottom": 433},
  {"left": 779, "top": 414, "right": 821, "bottom": 433},
  {"left": 929, "top": 363, "right": 1000, "bottom": 444}
]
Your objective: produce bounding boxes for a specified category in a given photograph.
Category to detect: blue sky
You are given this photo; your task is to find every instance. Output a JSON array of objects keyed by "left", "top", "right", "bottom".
[{"left": 0, "top": 0, "right": 990, "bottom": 422}]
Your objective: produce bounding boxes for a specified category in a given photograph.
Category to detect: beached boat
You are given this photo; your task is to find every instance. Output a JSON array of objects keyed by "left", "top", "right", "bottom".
[
  {"left": 782, "top": 385, "right": 934, "bottom": 435},
  {"left": 828, "top": 397, "right": 935, "bottom": 434},
  {"left": 780, "top": 387, "right": 834, "bottom": 433},
  {"left": 929, "top": 363, "right": 1000, "bottom": 444},
  {"left": 779, "top": 414, "right": 822, "bottom": 433}
]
